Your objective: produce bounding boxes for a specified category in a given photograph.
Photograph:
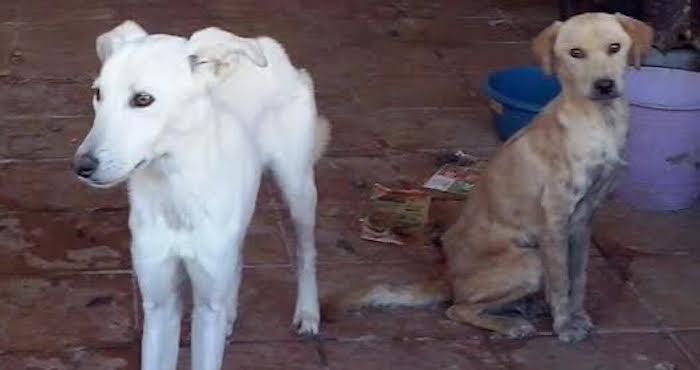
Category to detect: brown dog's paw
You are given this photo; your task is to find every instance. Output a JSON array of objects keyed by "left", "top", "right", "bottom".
[
  {"left": 570, "top": 310, "right": 594, "bottom": 331},
  {"left": 555, "top": 315, "right": 592, "bottom": 343},
  {"left": 505, "top": 320, "right": 537, "bottom": 339}
]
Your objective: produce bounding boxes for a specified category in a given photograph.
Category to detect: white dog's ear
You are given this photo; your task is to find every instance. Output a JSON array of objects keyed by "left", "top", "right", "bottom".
[
  {"left": 532, "top": 21, "right": 562, "bottom": 75},
  {"left": 187, "top": 27, "right": 268, "bottom": 81},
  {"left": 96, "top": 20, "right": 148, "bottom": 63},
  {"left": 615, "top": 13, "right": 654, "bottom": 69}
]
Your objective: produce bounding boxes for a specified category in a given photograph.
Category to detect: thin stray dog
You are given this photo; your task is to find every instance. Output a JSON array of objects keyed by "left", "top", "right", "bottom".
[
  {"left": 325, "top": 13, "right": 652, "bottom": 343},
  {"left": 72, "top": 21, "right": 330, "bottom": 370}
]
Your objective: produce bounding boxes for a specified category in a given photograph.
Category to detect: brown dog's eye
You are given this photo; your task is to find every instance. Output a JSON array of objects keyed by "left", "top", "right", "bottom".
[
  {"left": 130, "top": 92, "right": 155, "bottom": 108},
  {"left": 93, "top": 88, "right": 101, "bottom": 102},
  {"left": 569, "top": 48, "right": 585, "bottom": 59},
  {"left": 608, "top": 43, "right": 621, "bottom": 54}
]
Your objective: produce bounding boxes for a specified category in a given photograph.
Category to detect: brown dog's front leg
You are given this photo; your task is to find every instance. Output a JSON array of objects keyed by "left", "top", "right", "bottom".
[
  {"left": 568, "top": 170, "right": 619, "bottom": 331},
  {"left": 543, "top": 225, "right": 590, "bottom": 342},
  {"left": 540, "top": 186, "right": 591, "bottom": 343},
  {"left": 540, "top": 224, "right": 571, "bottom": 329},
  {"left": 568, "top": 206, "right": 593, "bottom": 330}
]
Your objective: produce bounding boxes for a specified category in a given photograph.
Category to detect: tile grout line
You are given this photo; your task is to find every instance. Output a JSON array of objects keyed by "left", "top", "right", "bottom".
[
  {"left": 0, "top": 207, "right": 129, "bottom": 215},
  {"left": 593, "top": 238, "right": 700, "bottom": 368},
  {"left": 1, "top": 114, "right": 92, "bottom": 120},
  {"left": 0, "top": 145, "right": 501, "bottom": 164},
  {"left": 625, "top": 279, "right": 700, "bottom": 368},
  {"left": 667, "top": 331, "right": 700, "bottom": 370},
  {"left": 374, "top": 106, "right": 486, "bottom": 113},
  {"left": 0, "top": 157, "right": 72, "bottom": 163},
  {"left": 0, "top": 342, "right": 139, "bottom": 356},
  {"left": 669, "top": 327, "right": 700, "bottom": 332},
  {"left": 0, "top": 75, "right": 94, "bottom": 84},
  {"left": 0, "top": 106, "right": 488, "bottom": 122},
  {"left": 0, "top": 269, "right": 133, "bottom": 277},
  {"left": 594, "top": 328, "right": 665, "bottom": 335}
]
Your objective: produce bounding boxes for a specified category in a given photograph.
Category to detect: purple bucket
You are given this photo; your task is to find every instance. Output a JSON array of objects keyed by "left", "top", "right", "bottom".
[{"left": 614, "top": 67, "right": 700, "bottom": 211}]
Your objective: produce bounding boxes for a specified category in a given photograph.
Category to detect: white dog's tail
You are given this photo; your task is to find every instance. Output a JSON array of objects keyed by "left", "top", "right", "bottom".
[
  {"left": 322, "top": 279, "right": 452, "bottom": 321},
  {"left": 313, "top": 115, "right": 331, "bottom": 161},
  {"left": 298, "top": 68, "right": 331, "bottom": 162}
]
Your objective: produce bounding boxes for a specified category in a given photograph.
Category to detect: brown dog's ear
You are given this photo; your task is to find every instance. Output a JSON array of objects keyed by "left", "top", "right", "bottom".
[
  {"left": 615, "top": 13, "right": 654, "bottom": 69},
  {"left": 532, "top": 21, "right": 563, "bottom": 75}
]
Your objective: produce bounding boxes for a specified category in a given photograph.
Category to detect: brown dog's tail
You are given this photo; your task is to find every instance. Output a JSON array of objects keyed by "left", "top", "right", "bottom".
[{"left": 323, "top": 279, "right": 452, "bottom": 320}]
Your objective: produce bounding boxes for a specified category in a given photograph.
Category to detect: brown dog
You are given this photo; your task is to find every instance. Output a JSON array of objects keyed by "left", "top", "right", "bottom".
[{"left": 325, "top": 13, "right": 653, "bottom": 343}]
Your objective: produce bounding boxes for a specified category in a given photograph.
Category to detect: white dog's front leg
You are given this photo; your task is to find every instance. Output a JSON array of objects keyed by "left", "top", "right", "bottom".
[
  {"left": 186, "top": 246, "right": 244, "bottom": 370},
  {"left": 191, "top": 300, "right": 228, "bottom": 370},
  {"left": 133, "top": 256, "right": 184, "bottom": 370},
  {"left": 226, "top": 259, "right": 243, "bottom": 337}
]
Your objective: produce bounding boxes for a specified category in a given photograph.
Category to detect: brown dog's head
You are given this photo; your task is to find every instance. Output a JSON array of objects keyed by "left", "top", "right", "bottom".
[{"left": 533, "top": 13, "right": 653, "bottom": 101}]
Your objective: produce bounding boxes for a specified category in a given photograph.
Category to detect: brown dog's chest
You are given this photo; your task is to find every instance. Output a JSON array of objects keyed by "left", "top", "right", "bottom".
[{"left": 561, "top": 103, "right": 628, "bottom": 199}]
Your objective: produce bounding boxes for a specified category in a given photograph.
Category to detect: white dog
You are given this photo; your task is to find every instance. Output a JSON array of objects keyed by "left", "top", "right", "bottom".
[{"left": 72, "top": 21, "right": 330, "bottom": 370}]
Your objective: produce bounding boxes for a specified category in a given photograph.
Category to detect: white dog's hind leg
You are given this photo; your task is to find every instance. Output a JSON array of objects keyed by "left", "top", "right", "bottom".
[
  {"left": 274, "top": 163, "right": 320, "bottom": 336},
  {"left": 263, "top": 88, "right": 322, "bottom": 335},
  {"left": 133, "top": 256, "right": 184, "bottom": 370}
]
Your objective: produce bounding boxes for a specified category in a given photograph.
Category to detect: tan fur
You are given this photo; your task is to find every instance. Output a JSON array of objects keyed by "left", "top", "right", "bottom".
[
  {"left": 614, "top": 13, "right": 654, "bottom": 68},
  {"left": 326, "top": 13, "right": 653, "bottom": 343},
  {"left": 532, "top": 21, "right": 562, "bottom": 75}
]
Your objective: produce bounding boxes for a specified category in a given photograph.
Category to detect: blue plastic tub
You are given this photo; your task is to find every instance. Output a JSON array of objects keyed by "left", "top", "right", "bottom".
[{"left": 485, "top": 66, "right": 561, "bottom": 140}]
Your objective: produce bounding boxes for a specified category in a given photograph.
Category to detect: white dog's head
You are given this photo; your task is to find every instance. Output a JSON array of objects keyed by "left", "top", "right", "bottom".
[
  {"left": 73, "top": 21, "right": 268, "bottom": 188},
  {"left": 533, "top": 13, "right": 653, "bottom": 101}
]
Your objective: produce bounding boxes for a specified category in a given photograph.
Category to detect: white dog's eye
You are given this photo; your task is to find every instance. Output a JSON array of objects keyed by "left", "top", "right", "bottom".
[
  {"left": 93, "top": 88, "right": 101, "bottom": 102},
  {"left": 608, "top": 43, "right": 621, "bottom": 54},
  {"left": 131, "top": 92, "right": 155, "bottom": 108},
  {"left": 569, "top": 48, "right": 585, "bottom": 59}
]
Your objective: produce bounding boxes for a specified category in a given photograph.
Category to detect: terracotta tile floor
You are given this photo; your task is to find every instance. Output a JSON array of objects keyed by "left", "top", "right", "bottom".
[{"left": 1, "top": 1, "right": 699, "bottom": 369}]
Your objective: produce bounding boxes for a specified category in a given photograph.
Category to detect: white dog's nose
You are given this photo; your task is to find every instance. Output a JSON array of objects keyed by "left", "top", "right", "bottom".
[{"left": 73, "top": 154, "right": 99, "bottom": 178}]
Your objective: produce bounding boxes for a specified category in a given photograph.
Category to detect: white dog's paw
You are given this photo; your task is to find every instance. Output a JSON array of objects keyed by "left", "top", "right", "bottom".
[
  {"left": 226, "top": 311, "right": 237, "bottom": 338},
  {"left": 292, "top": 310, "right": 320, "bottom": 337},
  {"left": 226, "top": 321, "right": 234, "bottom": 337}
]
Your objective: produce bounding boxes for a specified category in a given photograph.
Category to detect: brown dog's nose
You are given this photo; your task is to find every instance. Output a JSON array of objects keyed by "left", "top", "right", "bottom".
[
  {"left": 73, "top": 154, "right": 99, "bottom": 178},
  {"left": 594, "top": 78, "right": 615, "bottom": 95}
]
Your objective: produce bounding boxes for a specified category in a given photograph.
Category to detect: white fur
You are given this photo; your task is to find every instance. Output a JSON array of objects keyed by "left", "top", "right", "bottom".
[{"left": 74, "top": 21, "right": 329, "bottom": 370}]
